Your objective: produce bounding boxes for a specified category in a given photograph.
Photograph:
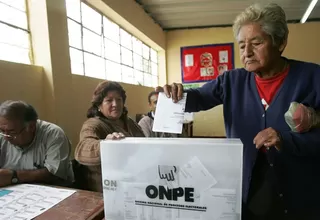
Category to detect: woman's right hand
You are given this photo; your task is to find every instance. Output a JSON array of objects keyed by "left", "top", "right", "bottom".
[
  {"left": 155, "top": 83, "right": 184, "bottom": 103},
  {"left": 105, "top": 132, "right": 125, "bottom": 140}
]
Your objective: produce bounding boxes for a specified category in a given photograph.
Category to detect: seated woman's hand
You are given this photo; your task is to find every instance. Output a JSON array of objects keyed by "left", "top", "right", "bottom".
[{"left": 105, "top": 132, "right": 125, "bottom": 140}]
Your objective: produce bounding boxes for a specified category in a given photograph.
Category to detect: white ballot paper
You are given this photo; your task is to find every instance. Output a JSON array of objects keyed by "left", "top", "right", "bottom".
[
  {"left": 0, "top": 184, "right": 75, "bottom": 220},
  {"left": 152, "top": 92, "right": 187, "bottom": 134}
]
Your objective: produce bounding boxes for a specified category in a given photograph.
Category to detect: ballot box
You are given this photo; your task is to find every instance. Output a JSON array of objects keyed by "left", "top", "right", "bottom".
[{"left": 100, "top": 138, "right": 243, "bottom": 220}]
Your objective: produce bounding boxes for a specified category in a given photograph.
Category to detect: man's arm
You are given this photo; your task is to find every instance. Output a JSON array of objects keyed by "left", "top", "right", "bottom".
[
  {"left": 43, "top": 129, "right": 74, "bottom": 183},
  {"left": 138, "top": 117, "right": 152, "bottom": 137},
  {"left": 0, "top": 168, "right": 55, "bottom": 187},
  {"left": 185, "top": 74, "right": 225, "bottom": 112},
  {"left": 18, "top": 168, "right": 52, "bottom": 182},
  {"left": 0, "top": 138, "right": 5, "bottom": 168}
]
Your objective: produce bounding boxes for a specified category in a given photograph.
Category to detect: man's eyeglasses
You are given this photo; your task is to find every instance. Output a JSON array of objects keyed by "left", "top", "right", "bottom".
[{"left": 0, "top": 126, "right": 26, "bottom": 139}]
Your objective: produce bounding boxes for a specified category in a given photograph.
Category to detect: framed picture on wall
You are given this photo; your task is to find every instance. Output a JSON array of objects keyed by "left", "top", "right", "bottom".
[{"left": 180, "top": 43, "right": 234, "bottom": 83}]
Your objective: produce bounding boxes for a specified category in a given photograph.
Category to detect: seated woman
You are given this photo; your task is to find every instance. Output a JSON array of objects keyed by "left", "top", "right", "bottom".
[{"left": 75, "top": 81, "right": 144, "bottom": 192}]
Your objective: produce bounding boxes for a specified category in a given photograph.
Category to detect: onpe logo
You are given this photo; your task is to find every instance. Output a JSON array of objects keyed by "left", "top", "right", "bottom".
[{"left": 103, "top": 179, "right": 117, "bottom": 191}]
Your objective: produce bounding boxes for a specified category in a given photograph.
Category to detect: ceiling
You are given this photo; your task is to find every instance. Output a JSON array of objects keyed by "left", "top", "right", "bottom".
[{"left": 135, "top": 0, "right": 320, "bottom": 30}]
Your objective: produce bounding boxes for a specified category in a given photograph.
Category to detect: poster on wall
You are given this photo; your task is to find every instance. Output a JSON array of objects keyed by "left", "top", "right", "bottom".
[{"left": 181, "top": 43, "right": 234, "bottom": 83}]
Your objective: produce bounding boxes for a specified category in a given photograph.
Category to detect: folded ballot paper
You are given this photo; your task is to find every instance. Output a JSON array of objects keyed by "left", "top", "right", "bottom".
[{"left": 100, "top": 138, "right": 243, "bottom": 220}]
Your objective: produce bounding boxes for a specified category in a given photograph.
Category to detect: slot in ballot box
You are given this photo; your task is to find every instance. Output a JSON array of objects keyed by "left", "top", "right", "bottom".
[{"left": 100, "top": 138, "right": 243, "bottom": 220}]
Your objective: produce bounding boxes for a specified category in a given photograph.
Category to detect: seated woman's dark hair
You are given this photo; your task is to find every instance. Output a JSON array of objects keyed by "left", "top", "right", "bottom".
[{"left": 87, "top": 81, "right": 128, "bottom": 118}]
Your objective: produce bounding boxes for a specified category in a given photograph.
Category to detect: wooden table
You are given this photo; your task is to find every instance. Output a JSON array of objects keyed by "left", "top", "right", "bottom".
[{"left": 35, "top": 189, "right": 104, "bottom": 220}]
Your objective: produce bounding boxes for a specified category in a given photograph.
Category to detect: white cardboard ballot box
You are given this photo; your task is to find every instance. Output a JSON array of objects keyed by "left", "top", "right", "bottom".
[{"left": 100, "top": 138, "right": 243, "bottom": 220}]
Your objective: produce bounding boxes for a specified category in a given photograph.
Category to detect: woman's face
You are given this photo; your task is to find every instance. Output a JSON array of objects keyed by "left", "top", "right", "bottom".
[
  {"left": 237, "top": 22, "right": 285, "bottom": 73},
  {"left": 99, "top": 91, "right": 124, "bottom": 120}
]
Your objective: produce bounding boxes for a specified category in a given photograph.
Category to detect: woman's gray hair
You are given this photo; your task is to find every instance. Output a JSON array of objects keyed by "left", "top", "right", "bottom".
[{"left": 233, "top": 3, "right": 289, "bottom": 47}]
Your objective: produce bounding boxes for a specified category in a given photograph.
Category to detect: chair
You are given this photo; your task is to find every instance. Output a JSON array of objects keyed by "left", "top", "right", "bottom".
[
  {"left": 71, "top": 159, "right": 87, "bottom": 190},
  {"left": 136, "top": 113, "right": 146, "bottom": 123},
  {"left": 183, "top": 122, "right": 193, "bottom": 137}
]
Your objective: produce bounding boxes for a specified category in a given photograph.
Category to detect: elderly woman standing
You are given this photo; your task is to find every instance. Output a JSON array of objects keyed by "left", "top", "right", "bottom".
[
  {"left": 75, "top": 81, "right": 144, "bottom": 192},
  {"left": 158, "top": 3, "right": 320, "bottom": 220}
]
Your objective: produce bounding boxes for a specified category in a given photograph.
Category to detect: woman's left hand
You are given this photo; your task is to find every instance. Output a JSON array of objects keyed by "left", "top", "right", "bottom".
[
  {"left": 105, "top": 132, "right": 125, "bottom": 140},
  {"left": 253, "top": 127, "right": 282, "bottom": 151}
]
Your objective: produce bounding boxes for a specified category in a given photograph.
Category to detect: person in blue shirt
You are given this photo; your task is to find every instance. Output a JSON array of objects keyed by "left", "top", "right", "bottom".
[{"left": 157, "top": 3, "right": 320, "bottom": 220}]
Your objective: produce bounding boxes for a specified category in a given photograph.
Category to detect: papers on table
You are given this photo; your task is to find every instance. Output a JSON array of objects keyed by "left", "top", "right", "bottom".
[
  {"left": 152, "top": 92, "right": 187, "bottom": 134},
  {"left": 0, "top": 189, "right": 12, "bottom": 197},
  {"left": 0, "top": 184, "right": 75, "bottom": 220}
]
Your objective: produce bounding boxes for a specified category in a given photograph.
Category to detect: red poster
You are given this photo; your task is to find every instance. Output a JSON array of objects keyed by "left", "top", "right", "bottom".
[{"left": 181, "top": 43, "right": 234, "bottom": 83}]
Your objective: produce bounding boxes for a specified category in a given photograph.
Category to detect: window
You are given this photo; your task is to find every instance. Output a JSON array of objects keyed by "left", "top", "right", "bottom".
[
  {"left": 0, "top": 0, "right": 31, "bottom": 64},
  {"left": 66, "top": 0, "right": 158, "bottom": 87}
]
